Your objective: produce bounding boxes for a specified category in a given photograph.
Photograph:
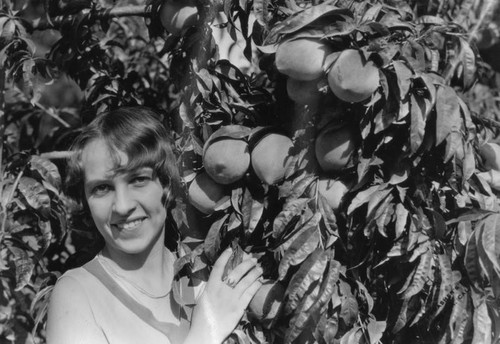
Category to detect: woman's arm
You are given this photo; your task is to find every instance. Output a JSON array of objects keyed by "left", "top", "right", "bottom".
[
  {"left": 183, "top": 248, "right": 263, "bottom": 344},
  {"left": 46, "top": 276, "right": 108, "bottom": 344}
]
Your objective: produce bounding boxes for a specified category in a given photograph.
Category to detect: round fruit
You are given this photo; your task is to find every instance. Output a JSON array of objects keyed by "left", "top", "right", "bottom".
[
  {"left": 251, "top": 133, "right": 293, "bottom": 185},
  {"left": 248, "top": 280, "right": 285, "bottom": 328},
  {"left": 327, "top": 49, "right": 380, "bottom": 103},
  {"left": 159, "top": 0, "right": 199, "bottom": 36},
  {"left": 286, "top": 77, "right": 323, "bottom": 105},
  {"left": 203, "top": 138, "right": 250, "bottom": 184},
  {"left": 317, "top": 178, "right": 349, "bottom": 210},
  {"left": 315, "top": 125, "right": 356, "bottom": 172},
  {"left": 479, "top": 142, "right": 500, "bottom": 171},
  {"left": 276, "top": 38, "right": 332, "bottom": 81},
  {"left": 188, "top": 172, "right": 228, "bottom": 214}
]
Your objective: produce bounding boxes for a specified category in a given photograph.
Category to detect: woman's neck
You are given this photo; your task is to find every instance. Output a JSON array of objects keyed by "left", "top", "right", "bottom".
[{"left": 99, "top": 236, "right": 173, "bottom": 294}]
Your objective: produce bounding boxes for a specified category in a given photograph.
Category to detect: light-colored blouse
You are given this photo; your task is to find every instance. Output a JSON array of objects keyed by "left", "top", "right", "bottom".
[{"left": 56, "top": 256, "right": 199, "bottom": 344}]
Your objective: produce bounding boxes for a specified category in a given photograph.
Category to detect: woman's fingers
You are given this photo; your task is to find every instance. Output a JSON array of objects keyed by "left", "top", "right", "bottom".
[
  {"left": 234, "top": 264, "right": 263, "bottom": 293},
  {"left": 239, "top": 279, "right": 263, "bottom": 307},
  {"left": 210, "top": 248, "right": 233, "bottom": 282},
  {"left": 224, "top": 258, "right": 259, "bottom": 287}
]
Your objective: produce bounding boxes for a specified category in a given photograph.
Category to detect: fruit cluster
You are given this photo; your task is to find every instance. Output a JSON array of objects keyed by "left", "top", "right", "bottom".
[{"left": 188, "top": 125, "right": 293, "bottom": 214}]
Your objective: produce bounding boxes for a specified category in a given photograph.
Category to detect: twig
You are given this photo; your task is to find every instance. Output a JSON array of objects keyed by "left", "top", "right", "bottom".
[
  {"left": 40, "top": 151, "right": 74, "bottom": 160},
  {"left": 29, "top": 5, "right": 151, "bottom": 31},
  {"left": 472, "top": 113, "right": 500, "bottom": 130},
  {"left": 468, "top": 0, "right": 497, "bottom": 44}
]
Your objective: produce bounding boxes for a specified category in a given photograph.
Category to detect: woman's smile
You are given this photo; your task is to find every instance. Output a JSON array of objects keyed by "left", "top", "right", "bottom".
[{"left": 112, "top": 217, "right": 147, "bottom": 231}]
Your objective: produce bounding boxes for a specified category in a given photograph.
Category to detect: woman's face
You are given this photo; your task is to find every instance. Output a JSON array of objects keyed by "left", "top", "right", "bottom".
[{"left": 81, "top": 139, "right": 167, "bottom": 256}]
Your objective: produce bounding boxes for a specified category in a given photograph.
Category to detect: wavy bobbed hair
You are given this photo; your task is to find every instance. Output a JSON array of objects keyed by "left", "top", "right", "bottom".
[{"left": 65, "top": 107, "right": 181, "bottom": 208}]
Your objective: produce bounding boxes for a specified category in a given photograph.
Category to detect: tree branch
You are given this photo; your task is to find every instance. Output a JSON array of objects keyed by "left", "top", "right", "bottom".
[{"left": 29, "top": 5, "right": 151, "bottom": 31}]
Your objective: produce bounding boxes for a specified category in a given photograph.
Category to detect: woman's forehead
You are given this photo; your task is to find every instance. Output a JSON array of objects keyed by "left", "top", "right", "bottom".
[{"left": 81, "top": 139, "right": 129, "bottom": 180}]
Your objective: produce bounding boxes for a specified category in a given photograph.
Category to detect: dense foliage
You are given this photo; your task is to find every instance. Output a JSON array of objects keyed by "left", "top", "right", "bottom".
[{"left": 2, "top": 0, "right": 500, "bottom": 343}]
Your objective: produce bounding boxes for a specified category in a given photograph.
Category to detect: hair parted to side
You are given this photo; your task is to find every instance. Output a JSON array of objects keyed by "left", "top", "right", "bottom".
[{"left": 65, "top": 107, "right": 181, "bottom": 208}]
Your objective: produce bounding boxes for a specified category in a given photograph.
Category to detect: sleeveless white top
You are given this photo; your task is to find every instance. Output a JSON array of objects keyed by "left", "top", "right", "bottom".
[{"left": 58, "top": 256, "right": 200, "bottom": 344}]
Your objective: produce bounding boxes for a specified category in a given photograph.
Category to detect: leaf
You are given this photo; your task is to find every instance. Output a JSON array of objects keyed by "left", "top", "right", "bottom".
[
  {"left": 410, "top": 94, "right": 425, "bottom": 154},
  {"left": 241, "top": 187, "right": 264, "bottom": 236},
  {"left": 286, "top": 256, "right": 340, "bottom": 344},
  {"left": 478, "top": 214, "right": 500, "bottom": 279},
  {"left": 29, "top": 155, "right": 62, "bottom": 192},
  {"left": 465, "top": 227, "right": 483, "bottom": 291},
  {"left": 435, "top": 85, "right": 460, "bottom": 147},
  {"left": 273, "top": 198, "right": 309, "bottom": 238},
  {"left": 8, "top": 246, "right": 35, "bottom": 291},
  {"left": 278, "top": 213, "right": 321, "bottom": 279},
  {"left": 318, "top": 192, "right": 338, "bottom": 240},
  {"left": 17, "top": 177, "right": 51, "bottom": 218},
  {"left": 433, "top": 253, "right": 453, "bottom": 318},
  {"left": 395, "top": 203, "right": 409, "bottom": 239},
  {"left": 204, "top": 213, "right": 230, "bottom": 262},
  {"left": 265, "top": 2, "right": 350, "bottom": 44},
  {"left": 366, "top": 319, "right": 386, "bottom": 344},
  {"left": 446, "top": 208, "right": 495, "bottom": 225},
  {"left": 284, "top": 248, "right": 328, "bottom": 314},
  {"left": 393, "top": 60, "right": 413, "bottom": 99},
  {"left": 459, "top": 38, "right": 476, "bottom": 90},
  {"left": 399, "top": 248, "right": 432, "bottom": 299},
  {"left": 338, "top": 279, "right": 359, "bottom": 328},
  {"left": 222, "top": 243, "right": 244, "bottom": 280},
  {"left": 472, "top": 301, "right": 492, "bottom": 344},
  {"left": 347, "top": 184, "right": 381, "bottom": 215}
]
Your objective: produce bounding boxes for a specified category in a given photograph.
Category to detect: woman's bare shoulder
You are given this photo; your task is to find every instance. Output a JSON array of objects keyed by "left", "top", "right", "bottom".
[{"left": 46, "top": 269, "right": 108, "bottom": 344}]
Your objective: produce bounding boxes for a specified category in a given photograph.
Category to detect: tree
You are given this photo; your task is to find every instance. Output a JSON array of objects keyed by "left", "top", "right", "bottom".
[{"left": 1, "top": 0, "right": 500, "bottom": 343}]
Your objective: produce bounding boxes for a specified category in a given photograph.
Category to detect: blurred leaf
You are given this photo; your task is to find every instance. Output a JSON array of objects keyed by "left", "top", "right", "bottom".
[
  {"left": 204, "top": 213, "right": 230, "bottom": 262},
  {"left": 366, "top": 319, "right": 386, "bottom": 344},
  {"left": 284, "top": 248, "right": 328, "bottom": 314},
  {"left": 265, "top": 2, "right": 350, "bottom": 44},
  {"left": 278, "top": 213, "right": 321, "bottom": 279},
  {"left": 399, "top": 248, "right": 432, "bottom": 299},
  {"left": 29, "top": 155, "right": 62, "bottom": 192},
  {"left": 338, "top": 279, "right": 358, "bottom": 328},
  {"left": 409, "top": 94, "right": 425, "bottom": 154},
  {"left": 17, "top": 177, "right": 51, "bottom": 218},
  {"left": 286, "top": 255, "right": 340, "bottom": 344},
  {"left": 8, "top": 245, "right": 35, "bottom": 291},
  {"left": 435, "top": 85, "right": 460, "bottom": 147},
  {"left": 472, "top": 301, "right": 492, "bottom": 344},
  {"left": 273, "top": 198, "right": 309, "bottom": 238},
  {"left": 347, "top": 184, "right": 380, "bottom": 215}
]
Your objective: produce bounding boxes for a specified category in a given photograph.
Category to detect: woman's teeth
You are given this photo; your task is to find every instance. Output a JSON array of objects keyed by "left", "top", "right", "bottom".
[{"left": 115, "top": 219, "right": 144, "bottom": 230}]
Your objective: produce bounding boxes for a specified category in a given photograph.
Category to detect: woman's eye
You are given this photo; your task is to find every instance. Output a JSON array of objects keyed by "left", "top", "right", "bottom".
[
  {"left": 131, "top": 175, "right": 151, "bottom": 186},
  {"left": 92, "top": 184, "right": 111, "bottom": 196}
]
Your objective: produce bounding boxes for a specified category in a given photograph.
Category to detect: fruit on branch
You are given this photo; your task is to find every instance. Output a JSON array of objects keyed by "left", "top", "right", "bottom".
[
  {"left": 203, "top": 137, "right": 250, "bottom": 184},
  {"left": 477, "top": 169, "right": 500, "bottom": 191},
  {"left": 479, "top": 142, "right": 500, "bottom": 170},
  {"left": 317, "top": 178, "right": 349, "bottom": 210},
  {"left": 248, "top": 280, "right": 285, "bottom": 329},
  {"left": 276, "top": 38, "right": 332, "bottom": 81},
  {"left": 315, "top": 124, "right": 356, "bottom": 172},
  {"left": 327, "top": 49, "right": 380, "bottom": 103},
  {"left": 188, "top": 172, "right": 228, "bottom": 214},
  {"left": 159, "top": 0, "right": 199, "bottom": 36},
  {"left": 286, "top": 77, "right": 323, "bottom": 105},
  {"left": 251, "top": 133, "right": 293, "bottom": 185}
]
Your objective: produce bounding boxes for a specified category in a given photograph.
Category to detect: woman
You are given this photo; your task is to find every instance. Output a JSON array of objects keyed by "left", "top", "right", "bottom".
[{"left": 46, "top": 107, "right": 263, "bottom": 344}]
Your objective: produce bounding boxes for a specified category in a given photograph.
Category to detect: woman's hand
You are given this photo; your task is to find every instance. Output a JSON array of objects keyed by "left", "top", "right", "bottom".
[{"left": 185, "top": 248, "right": 263, "bottom": 344}]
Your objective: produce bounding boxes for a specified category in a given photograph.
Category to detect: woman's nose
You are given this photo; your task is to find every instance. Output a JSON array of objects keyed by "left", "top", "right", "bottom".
[{"left": 112, "top": 186, "right": 136, "bottom": 214}]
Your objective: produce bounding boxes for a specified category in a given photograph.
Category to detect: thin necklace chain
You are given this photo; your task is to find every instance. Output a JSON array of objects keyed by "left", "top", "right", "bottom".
[{"left": 97, "top": 251, "right": 172, "bottom": 299}]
